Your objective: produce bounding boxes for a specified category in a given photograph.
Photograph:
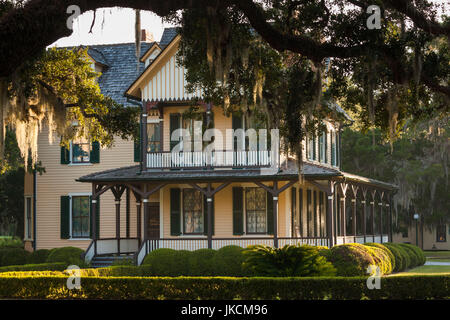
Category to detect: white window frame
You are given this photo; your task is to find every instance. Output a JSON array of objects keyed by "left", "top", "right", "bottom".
[
  {"left": 68, "top": 141, "right": 93, "bottom": 166},
  {"left": 68, "top": 192, "right": 92, "bottom": 240}
]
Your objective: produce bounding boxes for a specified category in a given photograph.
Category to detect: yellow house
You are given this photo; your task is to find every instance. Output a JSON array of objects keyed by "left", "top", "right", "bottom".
[{"left": 24, "top": 28, "right": 397, "bottom": 266}]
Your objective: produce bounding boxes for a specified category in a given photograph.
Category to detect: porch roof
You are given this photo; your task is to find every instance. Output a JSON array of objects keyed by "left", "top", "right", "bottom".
[{"left": 77, "top": 162, "right": 397, "bottom": 191}]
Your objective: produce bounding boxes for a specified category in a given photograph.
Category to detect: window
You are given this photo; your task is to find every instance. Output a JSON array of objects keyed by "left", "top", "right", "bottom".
[
  {"left": 183, "top": 189, "right": 203, "bottom": 234},
  {"left": 147, "top": 122, "right": 161, "bottom": 152},
  {"left": 331, "top": 131, "right": 337, "bottom": 166},
  {"left": 307, "top": 135, "right": 316, "bottom": 161},
  {"left": 401, "top": 229, "right": 409, "bottom": 238},
  {"left": 319, "top": 131, "right": 327, "bottom": 163},
  {"left": 436, "top": 225, "right": 447, "bottom": 242},
  {"left": 25, "top": 197, "right": 32, "bottom": 239},
  {"left": 246, "top": 188, "right": 267, "bottom": 234},
  {"left": 71, "top": 138, "right": 90, "bottom": 163},
  {"left": 71, "top": 196, "right": 90, "bottom": 238}
]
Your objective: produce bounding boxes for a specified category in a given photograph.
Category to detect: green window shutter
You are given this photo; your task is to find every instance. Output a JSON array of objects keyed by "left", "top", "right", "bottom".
[
  {"left": 170, "top": 188, "right": 181, "bottom": 236},
  {"left": 232, "top": 114, "right": 243, "bottom": 151},
  {"left": 203, "top": 195, "right": 215, "bottom": 235},
  {"left": 90, "top": 141, "right": 100, "bottom": 163},
  {"left": 134, "top": 138, "right": 141, "bottom": 162},
  {"left": 60, "top": 196, "right": 70, "bottom": 239},
  {"left": 89, "top": 196, "right": 100, "bottom": 239},
  {"left": 169, "top": 113, "right": 181, "bottom": 151},
  {"left": 232, "top": 187, "right": 244, "bottom": 235},
  {"left": 60, "top": 146, "right": 70, "bottom": 164},
  {"left": 267, "top": 190, "right": 274, "bottom": 235}
]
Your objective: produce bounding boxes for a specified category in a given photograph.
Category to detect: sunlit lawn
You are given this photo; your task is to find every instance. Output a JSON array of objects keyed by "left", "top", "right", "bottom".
[
  {"left": 389, "top": 264, "right": 450, "bottom": 276},
  {"left": 423, "top": 251, "right": 450, "bottom": 258}
]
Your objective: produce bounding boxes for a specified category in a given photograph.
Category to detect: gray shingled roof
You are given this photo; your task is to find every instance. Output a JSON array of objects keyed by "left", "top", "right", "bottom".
[
  {"left": 77, "top": 160, "right": 396, "bottom": 190},
  {"left": 159, "top": 27, "right": 179, "bottom": 48},
  {"left": 86, "top": 42, "right": 152, "bottom": 106},
  {"left": 77, "top": 161, "right": 341, "bottom": 183}
]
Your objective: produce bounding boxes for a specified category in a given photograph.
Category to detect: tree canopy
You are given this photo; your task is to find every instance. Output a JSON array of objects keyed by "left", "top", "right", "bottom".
[{"left": 0, "top": 0, "right": 448, "bottom": 169}]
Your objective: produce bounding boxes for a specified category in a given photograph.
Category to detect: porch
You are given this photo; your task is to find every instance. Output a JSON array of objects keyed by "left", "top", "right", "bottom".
[{"left": 78, "top": 163, "right": 396, "bottom": 266}]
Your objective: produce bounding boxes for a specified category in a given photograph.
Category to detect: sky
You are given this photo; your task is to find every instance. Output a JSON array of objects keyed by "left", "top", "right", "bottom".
[{"left": 51, "top": 8, "right": 176, "bottom": 48}]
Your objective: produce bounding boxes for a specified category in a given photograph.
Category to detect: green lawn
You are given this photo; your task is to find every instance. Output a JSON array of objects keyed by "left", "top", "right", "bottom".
[
  {"left": 424, "top": 251, "right": 450, "bottom": 258},
  {"left": 389, "top": 264, "right": 450, "bottom": 276}
]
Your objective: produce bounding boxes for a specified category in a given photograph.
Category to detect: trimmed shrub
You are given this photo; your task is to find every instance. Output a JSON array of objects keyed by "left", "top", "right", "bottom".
[
  {"left": 0, "top": 262, "right": 67, "bottom": 273},
  {"left": 398, "top": 244, "right": 420, "bottom": 267},
  {"left": 46, "top": 247, "right": 84, "bottom": 267},
  {"left": 365, "top": 243, "right": 395, "bottom": 273},
  {"left": 385, "top": 243, "right": 411, "bottom": 270},
  {"left": 142, "top": 248, "right": 191, "bottom": 276},
  {"left": 242, "top": 244, "right": 336, "bottom": 277},
  {"left": 327, "top": 243, "right": 375, "bottom": 276},
  {"left": 379, "top": 243, "right": 405, "bottom": 272},
  {"left": 27, "top": 249, "right": 51, "bottom": 264},
  {"left": 399, "top": 243, "right": 426, "bottom": 266},
  {"left": 188, "top": 249, "right": 216, "bottom": 276},
  {"left": 366, "top": 246, "right": 393, "bottom": 275},
  {"left": 0, "top": 247, "right": 30, "bottom": 267},
  {"left": 213, "top": 245, "right": 246, "bottom": 276},
  {"left": 111, "top": 258, "right": 134, "bottom": 266},
  {"left": 0, "top": 273, "right": 448, "bottom": 300}
]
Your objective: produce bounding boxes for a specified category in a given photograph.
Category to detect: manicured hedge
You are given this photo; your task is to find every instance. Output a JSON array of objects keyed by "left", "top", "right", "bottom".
[
  {"left": 0, "top": 247, "right": 30, "bottom": 267},
  {"left": 365, "top": 243, "right": 396, "bottom": 271},
  {"left": 327, "top": 244, "right": 375, "bottom": 276},
  {"left": 0, "top": 274, "right": 448, "bottom": 300},
  {"left": 213, "top": 246, "right": 246, "bottom": 276},
  {"left": 28, "top": 249, "right": 52, "bottom": 264},
  {"left": 398, "top": 243, "right": 426, "bottom": 266},
  {"left": 142, "top": 247, "right": 247, "bottom": 276},
  {"left": 0, "top": 262, "right": 67, "bottom": 273},
  {"left": 46, "top": 247, "right": 85, "bottom": 267}
]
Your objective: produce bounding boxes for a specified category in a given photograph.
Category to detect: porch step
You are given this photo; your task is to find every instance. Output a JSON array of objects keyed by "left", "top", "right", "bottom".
[{"left": 90, "top": 254, "right": 135, "bottom": 268}]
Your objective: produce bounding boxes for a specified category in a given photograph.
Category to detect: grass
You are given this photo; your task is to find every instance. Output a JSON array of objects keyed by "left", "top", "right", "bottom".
[
  {"left": 423, "top": 251, "right": 450, "bottom": 258},
  {"left": 389, "top": 264, "right": 450, "bottom": 276}
]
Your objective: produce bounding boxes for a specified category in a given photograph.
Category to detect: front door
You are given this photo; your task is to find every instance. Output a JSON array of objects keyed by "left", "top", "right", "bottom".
[{"left": 147, "top": 202, "right": 160, "bottom": 238}]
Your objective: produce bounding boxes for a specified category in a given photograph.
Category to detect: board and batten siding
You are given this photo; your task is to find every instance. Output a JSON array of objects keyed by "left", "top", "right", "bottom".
[
  {"left": 141, "top": 40, "right": 203, "bottom": 102},
  {"left": 34, "top": 126, "right": 139, "bottom": 250}
]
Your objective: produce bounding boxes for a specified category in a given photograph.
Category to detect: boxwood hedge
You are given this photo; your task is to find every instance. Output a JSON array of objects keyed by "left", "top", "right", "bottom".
[{"left": 0, "top": 274, "right": 447, "bottom": 300}]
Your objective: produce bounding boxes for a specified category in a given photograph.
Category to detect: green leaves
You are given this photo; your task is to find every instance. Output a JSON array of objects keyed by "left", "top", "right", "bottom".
[{"left": 242, "top": 244, "right": 336, "bottom": 277}]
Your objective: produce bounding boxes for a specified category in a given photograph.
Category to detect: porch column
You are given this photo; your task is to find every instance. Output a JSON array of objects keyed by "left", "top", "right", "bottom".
[
  {"left": 351, "top": 197, "right": 357, "bottom": 236},
  {"left": 379, "top": 200, "right": 383, "bottom": 243},
  {"left": 141, "top": 109, "right": 148, "bottom": 172},
  {"left": 362, "top": 199, "right": 367, "bottom": 243},
  {"left": 126, "top": 187, "right": 130, "bottom": 238},
  {"left": 326, "top": 192, "right": 335, "bottom": 248},
  {"left": 91, "top": 183, "right": 98, "bottom": 255},
  {"left": 207, "top": 196, "right": 213, "bottom": 249},
  {"left": 273, "top": 194, "right": 279, "bottom": 248},
  {"left": 340, "top": 196, "right": 346, "bottom": 243},
  {"left": 143, "top": 198, "right": 149, "bottom": 241},
  {"left": 115, "top": 198, "right": 121, "bottom": 254},
  {"left": 370, "top": 199, "right": 375, "bottom": 241},
  {"left": 136, "top": 199, "right": 142, "bottom": 245},
  {"left": 388, "top": 194, "right": 393, "bottom": 242}
]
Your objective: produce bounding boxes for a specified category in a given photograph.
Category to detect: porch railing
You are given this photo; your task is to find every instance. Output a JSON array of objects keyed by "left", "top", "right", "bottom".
[
  {"left": 82, "top": 238, "right": 140, "bottom": 264},
  {"left": 335, "top": 234, "right": 389, "bottom": 245},
  {"left": 135, "top": 237, "right": 330, "bottom": 265},
  {"left": 146, "top": 150, "right": 274, "bottom": 169}
]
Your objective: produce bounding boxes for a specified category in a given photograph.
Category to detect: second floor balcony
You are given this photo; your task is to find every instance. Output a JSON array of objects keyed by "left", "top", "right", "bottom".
[{"left": 146, "top": 149, "right": 277, "bottom": 169}]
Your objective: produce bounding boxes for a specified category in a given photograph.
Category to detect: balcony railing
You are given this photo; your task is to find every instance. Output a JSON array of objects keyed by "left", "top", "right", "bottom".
[{"left": 146, "top": 150, "right": 275, "bottom": 169}]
